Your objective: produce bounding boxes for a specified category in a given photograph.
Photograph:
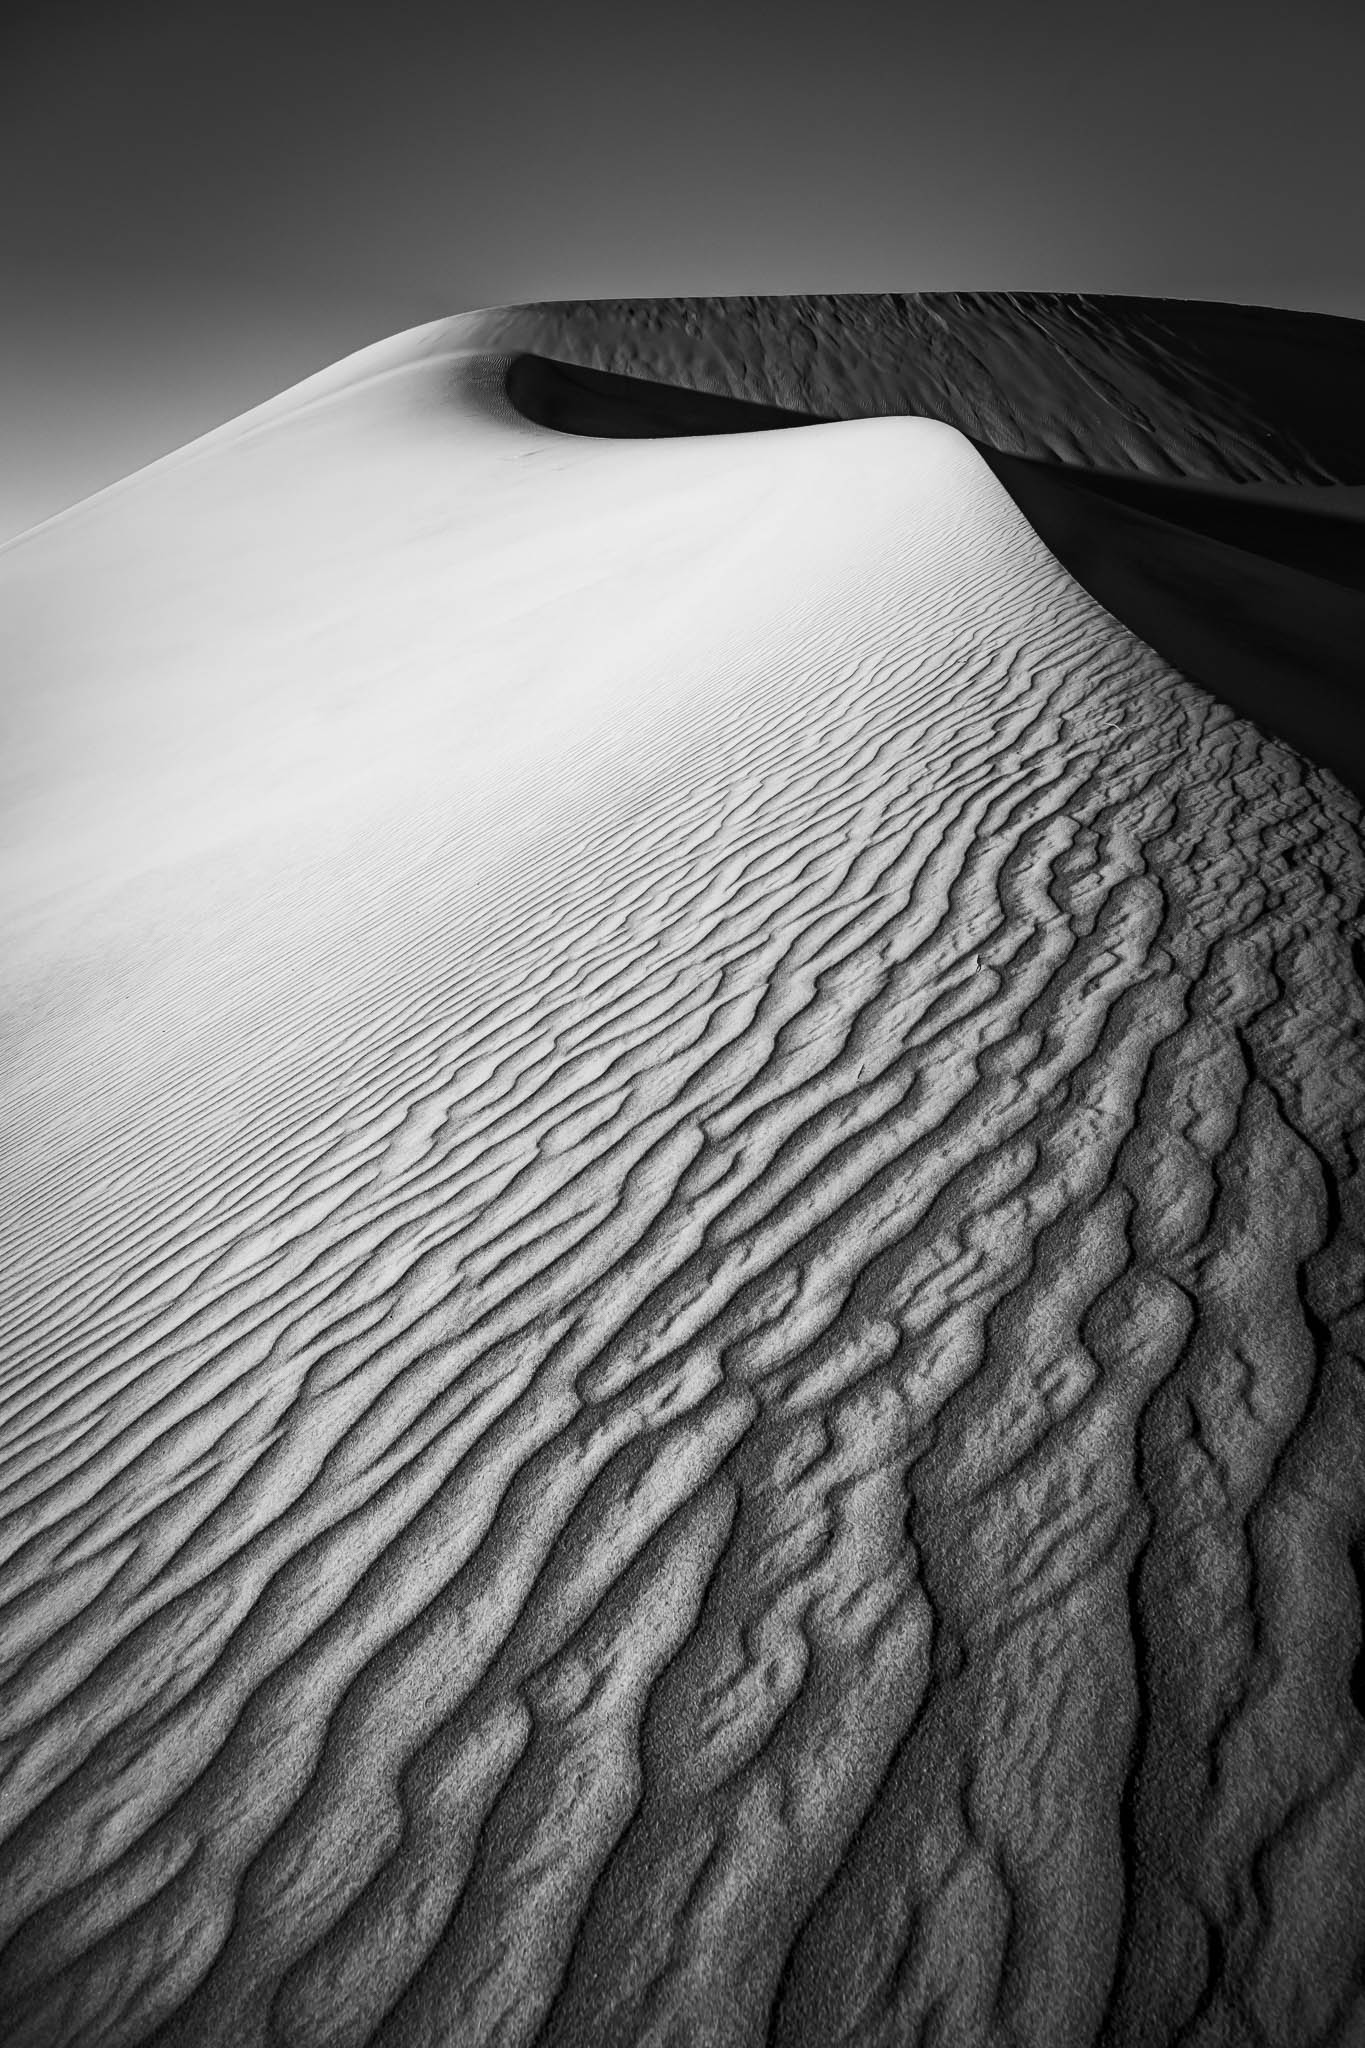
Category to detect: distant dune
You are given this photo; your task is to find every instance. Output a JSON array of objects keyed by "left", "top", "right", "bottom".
[
  {"left": 2, "top": 297, "right": 1363, "bottom": 2047},
  {"left": 486, "top": 291, "right": 1365, "bottom": 479}
]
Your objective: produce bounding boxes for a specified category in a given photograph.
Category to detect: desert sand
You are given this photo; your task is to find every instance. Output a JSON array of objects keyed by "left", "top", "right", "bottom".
[
  {"left": 2, "top": 297, "right": 1364, "bottom": 2046},
  {"left": 504, "top": 299, "right": 1365, "bottom": 798}
]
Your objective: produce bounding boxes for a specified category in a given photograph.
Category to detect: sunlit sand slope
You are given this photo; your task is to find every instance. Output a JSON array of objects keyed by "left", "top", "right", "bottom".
[
  {"left": 2, "top": 318, "right": 1364, "bottom": 2047},
  {"left": 501, "top": 303, "right": 1365, "bottom": 798}
]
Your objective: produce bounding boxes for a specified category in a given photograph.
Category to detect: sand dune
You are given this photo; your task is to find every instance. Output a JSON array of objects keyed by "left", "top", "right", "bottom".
[
  {"left": 2, "top": 303, "right": 1365, "bottom": 2046},
  {"left": 506, "top": 328, "right": 1365, "bottom": 799},
  {"left": 486, "top": 291, "right": 1365, "bottom": 481}
]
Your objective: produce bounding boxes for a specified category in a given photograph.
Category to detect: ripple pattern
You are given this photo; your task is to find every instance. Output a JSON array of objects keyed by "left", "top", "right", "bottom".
[{"left": 2, "top": 414, "right": 1364, "bottom": 2046}]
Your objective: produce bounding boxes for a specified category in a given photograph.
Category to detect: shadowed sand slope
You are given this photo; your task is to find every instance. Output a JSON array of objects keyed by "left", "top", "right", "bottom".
[
  {"left": 506, "top": 347, "right": 1365, "bottom": 801},
  {"left": 2, "top": 310, "right": 1365, "bottom": 2047},
  {"left": 484, "top": 292, "right": 1365, "bottom": 481},
  {"left": 981, "top": 452, "right": 1365, "bottom": 802}
]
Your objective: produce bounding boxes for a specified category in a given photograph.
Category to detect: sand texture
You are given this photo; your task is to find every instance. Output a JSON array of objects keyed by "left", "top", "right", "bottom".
[
  {"left": 2, "top": 301, "right": 1365, "bottom": 2046},
  {"left": 482, "top": 292, "right": 1365, "bottom": 482},
  {"left": 501, "top": 302, "right": 1365, "bottom": 800}
]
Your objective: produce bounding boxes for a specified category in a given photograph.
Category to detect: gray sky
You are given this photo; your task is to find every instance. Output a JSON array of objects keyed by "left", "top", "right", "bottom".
[{"left": 4, "top": 0, "right": 1363, "bottom": 541}]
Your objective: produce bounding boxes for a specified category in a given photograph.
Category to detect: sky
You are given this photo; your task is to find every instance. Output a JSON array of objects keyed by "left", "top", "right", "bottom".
[{"left": 4, "top": 0, "right": 1364, "bottom": 541}]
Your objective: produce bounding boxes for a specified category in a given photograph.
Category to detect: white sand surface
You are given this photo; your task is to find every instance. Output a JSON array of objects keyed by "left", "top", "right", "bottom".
[{"left": 2, "top": 316, "right": 1364, "bottom": 2046}]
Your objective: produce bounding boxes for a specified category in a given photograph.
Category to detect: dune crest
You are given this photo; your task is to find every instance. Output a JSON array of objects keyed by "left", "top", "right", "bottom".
[
  {"left": 478, "top": 291, "right": 1365, "bottom": 481},
  {"left": 2, "top": 304, "right": 1364, "bottom": 2046}
]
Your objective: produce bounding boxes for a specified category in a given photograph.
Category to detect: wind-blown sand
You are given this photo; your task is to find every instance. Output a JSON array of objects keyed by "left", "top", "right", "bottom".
[{"left": 2, "top": 301, "right": 1364, "bottom": 2047}]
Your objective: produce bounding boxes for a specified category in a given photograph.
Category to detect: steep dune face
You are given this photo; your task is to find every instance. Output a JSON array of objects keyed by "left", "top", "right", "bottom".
[
  {"left": 2, "top": 311, "right": 1365, "bottom": 2048},
  {"left": 500, "top": 303, "right": 1365, "bottom": 800},
  {"left": 478, "top": 292, "right": 1365, "bottom": 481}
]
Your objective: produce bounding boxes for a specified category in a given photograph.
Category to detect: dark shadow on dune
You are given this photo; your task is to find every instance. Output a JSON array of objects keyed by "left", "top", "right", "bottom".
[
  {"left": 1032, "top": 466, "right": 1365, "bottom": 596},
  {"left": 983, "top": 452, "right": 1365, "bottom": 800},
  {"left": 1101, "top": 296, "right": 1365, "bottom": 483},
  {"left": 506, "top": 351, "right": 1365, "bottom": 801},
  {"left": 504, "top": 353, "right": 825, "bottom": 439}
]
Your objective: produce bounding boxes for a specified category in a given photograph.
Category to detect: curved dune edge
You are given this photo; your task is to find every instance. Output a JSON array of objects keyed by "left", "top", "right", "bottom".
[
  {"left": 1, "top": 317, "right": 1365, "bottom": 2046},
  {"left": 982, "top": 452, "right": 1365, "bottom": 802},
  {"left": 482, "top": 292, "right": 1365, "bottom": 481},
  {"left": 506, "top": 349, "right": 1365, "bottom": 801}
]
